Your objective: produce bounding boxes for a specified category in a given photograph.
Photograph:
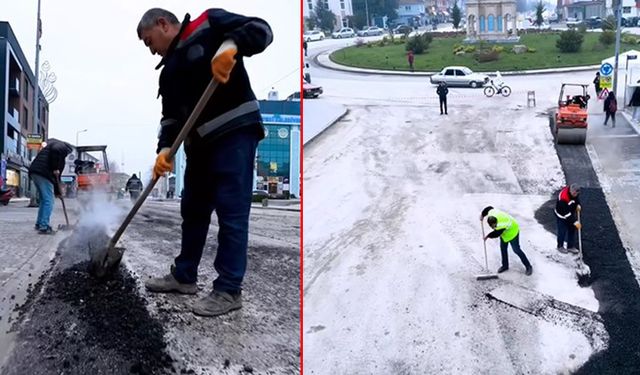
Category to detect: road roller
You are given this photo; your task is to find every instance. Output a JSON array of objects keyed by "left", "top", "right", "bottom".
[{"left": 555, "top": 83, "right": 590, "bottom": 145}]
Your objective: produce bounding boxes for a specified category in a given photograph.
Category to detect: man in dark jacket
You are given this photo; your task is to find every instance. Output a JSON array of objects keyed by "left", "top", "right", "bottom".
[
  {"left": 137, "top": 7, "right": 272, "bottom": 317},
  {"left": 125, "top": 174, "right": 143, "bottom": 201},
  {"left": 629, "top": 82, "right": 640, "bottom": 122},
  {"left": 593, "top": 72, "right": 601, "bottom": 98},
  {"left": 28, "top": 139, "right": 73, "bottom": 234},
  {"left": 436, "top": 81, "right": 448, "bottom": 115},
  {"left": 555, "top": 184, "right": 581, "bottom": 254}
]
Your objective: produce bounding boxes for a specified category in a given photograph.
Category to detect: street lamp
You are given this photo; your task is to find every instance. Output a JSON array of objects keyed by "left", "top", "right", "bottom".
[{"left": 76, "top": 129, "right": 87, "bottom": 146}]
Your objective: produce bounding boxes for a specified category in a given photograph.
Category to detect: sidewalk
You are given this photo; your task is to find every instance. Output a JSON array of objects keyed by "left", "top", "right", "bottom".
[
  {"left": 0, "top": 199, "right": 76, "bottom": 366},
  {"left": 303, "top": 100, "right": 347, "bottom": 145}
]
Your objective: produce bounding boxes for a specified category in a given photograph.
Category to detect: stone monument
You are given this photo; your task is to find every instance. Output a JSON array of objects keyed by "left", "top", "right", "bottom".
[{"left": 465, "top": 0, "right": 519, "bottom": 43}]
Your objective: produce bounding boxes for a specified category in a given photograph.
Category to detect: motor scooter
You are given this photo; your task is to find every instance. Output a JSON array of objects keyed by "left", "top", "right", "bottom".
[{"left": 0, "top": 178, "right": 13, "bottom": 205}]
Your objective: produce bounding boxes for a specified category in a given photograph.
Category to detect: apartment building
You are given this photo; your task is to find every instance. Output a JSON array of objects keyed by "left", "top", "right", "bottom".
[
  {"left": 304, "top": 0, "right": 354, "bottom": 29},
  {"left": 0, "top": 22, "right": 49, "bottom": 197}
]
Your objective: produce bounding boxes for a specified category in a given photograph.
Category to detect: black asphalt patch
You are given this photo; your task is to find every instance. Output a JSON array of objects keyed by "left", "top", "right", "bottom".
[
  {"left": 3, "top": 226, "right": 179, "bottom": 375},
  {"left": 539, "top": 117, "right": 640, "bottom": 373}
]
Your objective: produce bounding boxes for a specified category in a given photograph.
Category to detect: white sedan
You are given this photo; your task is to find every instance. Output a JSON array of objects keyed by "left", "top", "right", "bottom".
[
  {"left": 429, "top": 66, "right": 490, "bottom": 88},
  {"left": 304, "top": 30, "right": 326, "bottom": 42}
]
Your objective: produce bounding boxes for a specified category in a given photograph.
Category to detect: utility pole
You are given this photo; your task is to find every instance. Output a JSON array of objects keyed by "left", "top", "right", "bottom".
[
  {"left": 365, "top": 0, "right": 370, "bottom": 27},
  {"left": 614, "top": 0, "right": 623, "bottom": 95},
  {"left": 28, "top": 0, "right": 42, "bottom": 207},
  {"left": 33, "top": 0, "right": 42, "bottom": 137}
]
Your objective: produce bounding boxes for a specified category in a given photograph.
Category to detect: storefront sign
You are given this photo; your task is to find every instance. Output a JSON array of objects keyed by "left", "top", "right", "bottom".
[
  {"left": 27, "top": 133, "right": 44, "bottom": 150},
  {"left": 262, "top": 113, "right": 300, "bottom": 125}
]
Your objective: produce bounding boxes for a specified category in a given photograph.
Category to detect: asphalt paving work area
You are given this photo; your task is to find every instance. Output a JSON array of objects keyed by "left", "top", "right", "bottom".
[
  {"left": 2, "top": 202, "right": 300, "bottom": 375},
  {"left": 536, "top": 119, "right": 640, "bottom": 374}
]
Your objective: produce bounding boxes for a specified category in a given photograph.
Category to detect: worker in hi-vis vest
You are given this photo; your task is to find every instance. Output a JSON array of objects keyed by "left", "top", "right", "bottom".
[{"left": 480, "top": 206, "right": 533, "bottom": 276}]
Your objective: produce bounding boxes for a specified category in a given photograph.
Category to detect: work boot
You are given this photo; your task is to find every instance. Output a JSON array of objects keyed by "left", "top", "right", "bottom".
[
  {"left": 567, "top": 247, "right": 580, "bottom": 254},
  {"left": 525, "top": 267, "right": 533, "bottom": 276},
  {"left": 192, "top": 290, "right": 243, "bottom": 317},
  {"left": 497, "top": 266, "right": 509, "bottom": 273},
  {"left": 557, "top": 246, "right": 568, "bottom": 254},
  {"left": 145, "top": 266, "right": 197, "bottom": 295},
  {"left": 38, "top": 226, "right": 53, "bottom": 235}
]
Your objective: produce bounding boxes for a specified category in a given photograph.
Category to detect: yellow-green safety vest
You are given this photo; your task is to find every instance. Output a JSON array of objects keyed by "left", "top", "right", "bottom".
[{"left": 488, "top": 209, "right": 519, "bottom": 242}]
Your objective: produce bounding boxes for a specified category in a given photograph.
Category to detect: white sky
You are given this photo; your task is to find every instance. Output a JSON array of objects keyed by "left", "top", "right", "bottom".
[{"left": 1, "top": 0, "right": 301, "bottom": 177}]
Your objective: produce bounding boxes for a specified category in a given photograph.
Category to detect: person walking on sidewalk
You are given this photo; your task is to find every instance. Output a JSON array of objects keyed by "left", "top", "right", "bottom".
[
  {"left": 554, "top": 184, "right": 581, "bottom": 254},
  {"left": 437, "top": 81, "right": 448, "bottom": 115},
  {"left": 303, "top": 39, "right": 308, "bottom": 57},
  {"left": 604, "top": 91, "right": 617, "bottom": 127},
  {"left": 593, "top": 72, "right": 602, "bottom": 98},
  {"left": 125, "top": 173, "right": 143, "bottom": 201},
  {"left": 480, "top": 206, "right": 533, "bottom": 276},
  {"left": 628, "top": 83, "right": 640, "bottom": 123},
  {"left": 407, "top": 49, "right": 414, "bottom": 72},
  {"left": 28, "top": 139, "right": 73, "bottom": 234},
  {"left": 137, "top": 7, "right": 272, "bottom": 317}
]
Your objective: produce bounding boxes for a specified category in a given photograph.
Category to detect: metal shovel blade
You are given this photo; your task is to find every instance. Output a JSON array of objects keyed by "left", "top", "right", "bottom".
[{"left": 89, "top": 243, "right": 125, "bottom": 279}]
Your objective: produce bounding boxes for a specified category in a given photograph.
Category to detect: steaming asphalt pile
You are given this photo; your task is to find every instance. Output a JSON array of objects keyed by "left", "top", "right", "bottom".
[{"left": 3, "top": 226, "right": 195, "bottom": 375}]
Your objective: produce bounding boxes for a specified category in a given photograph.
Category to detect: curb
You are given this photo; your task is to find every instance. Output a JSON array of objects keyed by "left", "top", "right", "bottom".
[
  {"left": 303, "top": 107, "right": 349, "bottom": 146},
  {"left": 316, "top": 48, "right": 601, "bottom": 77}
]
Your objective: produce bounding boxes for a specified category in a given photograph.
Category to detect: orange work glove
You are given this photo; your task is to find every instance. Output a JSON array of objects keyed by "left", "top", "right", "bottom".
[
  {"left": 211, "top": 40, "right": 237, "bottom": 84},
  {"left": 575, "top": 222, "right": 582, "bottom": 230},
  {"left": 153, "top": 148, "right": 173, "bottom": 180}
]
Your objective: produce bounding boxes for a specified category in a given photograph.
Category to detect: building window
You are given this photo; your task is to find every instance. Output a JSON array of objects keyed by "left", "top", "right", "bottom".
[
  {"left": 23, "top": 106, "right": 29, "bottom": 131},
  {"left": 480, "top": 16, "right": 486, "bottom": 32},
  {"left": 488, "top": 15, "right": 495, "bottom": 31},
  {"left": 324, "top": 0, "right": 329, "bottom": 9},
  {"left": 405, "top": 6, "right": 411, "bottom": 11},
  {"left": 307, "top": 0, "right": 313, "bottom": 11},
  {"left": 623, "top": 6, "right": 631, "bottom": 13},
  {"left": 498, "top": 16, "right": 503, "bottom": 31},
  {"left": 23, "top": 80, "right": 29, "bottom": 100},
  {"left": 340, "top": 0, "right": 345, "bottom": 10},
  {"left": 7, "top": 126, "right": 16, "bottom": 140}
]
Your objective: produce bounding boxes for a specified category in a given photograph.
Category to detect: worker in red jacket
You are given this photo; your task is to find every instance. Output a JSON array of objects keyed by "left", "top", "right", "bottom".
[{"left": 555, "top": 184, "right": 582, "bottom": 254}]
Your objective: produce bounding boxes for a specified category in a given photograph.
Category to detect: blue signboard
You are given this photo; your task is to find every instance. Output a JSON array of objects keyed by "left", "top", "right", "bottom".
[
  {"left": 600, "top": 63, "right": 614, "bottom": 76},
  {"left": 0, "top": 158, "right": 6, "bottom": 184}
]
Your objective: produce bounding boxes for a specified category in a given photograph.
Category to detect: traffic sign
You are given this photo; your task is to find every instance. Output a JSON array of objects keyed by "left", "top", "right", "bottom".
[{"left": 600, "top": 62, "right": 614, "bottom": 76}]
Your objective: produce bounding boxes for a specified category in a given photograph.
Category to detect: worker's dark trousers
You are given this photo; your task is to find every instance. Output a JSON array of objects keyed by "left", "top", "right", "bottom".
[
  {"left": 500, "top": 235, "right": 532, "bottom": 269},
  {"left": 175, "top": 127, "right": 259, "bottom": 294},
  {"left": 439, "top": 96, "right": 447, "bottom": 114},
  {"left": 556, "top": 217, "right": 576, "bottom": 249}
]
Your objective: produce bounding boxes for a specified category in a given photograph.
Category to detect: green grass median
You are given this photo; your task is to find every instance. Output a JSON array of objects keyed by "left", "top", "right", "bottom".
[{"left": 329, "top": 32, "right": 637, "bottom": 72}]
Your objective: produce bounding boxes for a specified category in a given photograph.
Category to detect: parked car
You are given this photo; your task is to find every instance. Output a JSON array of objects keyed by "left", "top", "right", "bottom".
[
  {"left": 357, "top": 26, "right": 384, "bottom": 36},
  {"left": 304, "top": 30, "right": 326, "bottom": 42},
  {"left": 584, "top": 16, "right": 602, "bottom": 29},
  {"left": 429, "top": 66, "right": 490, "bottom": 88},
  {"left": 548, "top": 13, "right": 559, "bottom": 23},
  {"left": 393, "top": 24, "right": 413, "bottom": 35},
  {"left": 331, "top": 27, "right": 355, "bottom": 38},
  {"left": 566, "top": 17, "right": 583, "bottom": 28},
  {"left": 303, "top": 82, "right": 323, "bottom": 98}
]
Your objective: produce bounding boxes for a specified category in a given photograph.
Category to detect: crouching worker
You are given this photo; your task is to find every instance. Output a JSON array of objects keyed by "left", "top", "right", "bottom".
[{"left": 480, "top": 206, "right": 533, "bottom": 276}]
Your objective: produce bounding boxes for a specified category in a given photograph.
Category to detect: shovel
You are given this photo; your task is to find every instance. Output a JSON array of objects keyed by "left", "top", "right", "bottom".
[
  {"left": 575, "top": 210, "right": 591, "bottom": 285},
  {"left": 476, "top": 219, "right": 499, "bottom": 281},
  {"left": 89, "top": 79, "right": 220, "bottom": 278},
  {"left": 57, "top": 195, "right": 73, "bottom": 231}
]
